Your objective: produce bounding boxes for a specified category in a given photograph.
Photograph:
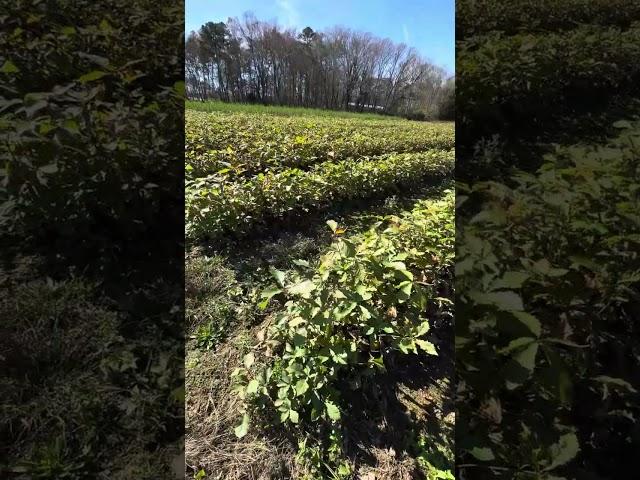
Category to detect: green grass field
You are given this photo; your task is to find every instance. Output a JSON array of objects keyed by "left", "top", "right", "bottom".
[{"left": 187, "top": 99, "right": 403, "bottom": 121}]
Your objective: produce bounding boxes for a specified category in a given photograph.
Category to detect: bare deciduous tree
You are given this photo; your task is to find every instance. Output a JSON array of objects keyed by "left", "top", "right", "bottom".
[{"left": 186, "top": 14, "right": 453, "bottom": 119}]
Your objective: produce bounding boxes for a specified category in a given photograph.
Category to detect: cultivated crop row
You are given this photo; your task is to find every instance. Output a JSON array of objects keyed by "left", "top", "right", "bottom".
[
  {"left": 186, "top": 150, "right": 454, "bottom": 239},
  {"left": 458, "top": 23, "right": 640, "bottom": 126},
  {"left": 457, "top": 0, "right": 640, "bottom": 39},
  {"left": 186, "top": 110, "right": 455, "bottom": 178}
]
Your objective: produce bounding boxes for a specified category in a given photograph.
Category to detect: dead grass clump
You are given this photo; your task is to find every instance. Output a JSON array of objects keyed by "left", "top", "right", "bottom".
[
  {"left": 185, "top": 329, "right": 303, "bottom": 480},
  {"left": 357, "top": 448, "right": 417, "bottom": 480}
]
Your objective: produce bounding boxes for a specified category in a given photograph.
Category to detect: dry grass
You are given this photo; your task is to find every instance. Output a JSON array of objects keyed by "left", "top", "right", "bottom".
[
  {"left": 356, "top": 449, "right": 417, "bottom": 480},
  {"left": 185, "top": 318, "right": 455, "bottom": 480},
  {"left": 185, "top": 327, "right": 304, "bottom": 480}
]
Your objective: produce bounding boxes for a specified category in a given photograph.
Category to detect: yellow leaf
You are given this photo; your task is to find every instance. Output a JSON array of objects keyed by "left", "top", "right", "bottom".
[
  {"left": 78, "top": 70, "right": 107, "bottom": 83},
  {"left": 0, "top": 60, "right": 19, "bottom": 74}
]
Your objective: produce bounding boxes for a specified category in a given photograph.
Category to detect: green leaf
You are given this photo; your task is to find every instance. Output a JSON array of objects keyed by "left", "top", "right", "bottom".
[
  {"left": 592, "top": 376, "right": 637, "bottom": 393},
  {"left": 398, "top": 337, "right": 415, "bottom": 354},
  {"left": 470, "top": 207, "right": 506, "bottom": 225},
  {"left": 243, "top": 352, "right": 255, "bottom": 369},
  {"left": 234, "top": 413, "right": 250, "bottom": 438},
  {"left": 295, "top": 379, "right": 309, "bottom": 397},
  {"left": 269, "top": 267, "right": 286, "bottom": 287},
  {"left": 512, "top": 311, "right": 541, "bottom": 337},
  {"left": 613, "top": 120, "right": 632, "bottom": 129},
  {"left": 246, "top": 379, "right": 260, "bottom": 395},
  {"left": 470, "top": 290, "right": 524, "bottom": 311},
  {"left": 370, "top": 356, "right": 385, "bottom": 370},
  {"left": 334, "top": 301, "right": 357, "bottom": 320},
  {"left": 78, "top": 70, "right": 107, "bottom": 83},
  {"left": 514, "top": 341, "right": 539, "bottom": 373},
  {"left": 416, "top": 339, "right": 437, "bottom": 355},
  {"left": 337, "top": 239, "right": 356, "bottom": 257},
  {"left": 288, "top": 279, "right": 316, "bottom": 298},
  {"left": 0, "top": 60, "right": 19, "bottom": 73},
  {"left": 499, "top": 336, "right": 536, "bottom": 355},
  {"left": 259, "top": 286, "right": 282, "bottom": 310},
  {"left": 337, "top": 464, "right": 351, "bottom": 475},
  {"left": 289, "top": 409, "right": 299, "bottom": 423},
  {"left": 469, "top": 446, "right": 494, "bottom": 461},
  {"left": 39, "top": 164, "right": 59, "bottom": 174},
  {"left": 415, "top": 320, "right": 430, "bottom": 337},
  {"left": 325, "top": 401, "right": 340, "bottom": 420},
  {"left": 385, "top": 261, "right": 407, "bottom": 271},
  {"left": 544, "top": 433, "right": 579, "bottom": 471},
  {"left": 397, "top": 280, "right": 413, "bottom": 299},
  {"left": 493, "top": 271, "right": 530, "bottom": 289}
]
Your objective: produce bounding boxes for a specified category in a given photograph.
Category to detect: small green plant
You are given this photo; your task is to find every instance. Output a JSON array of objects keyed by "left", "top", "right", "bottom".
[
  {"left": 193, "top": 321, "right": 227, "bottom": 350},
  {"left": 415, "top": 433, "right": 454, "bottom": 480},
  {"left": 10, "top": 437, "right": 92, "bottom": 479},
  {"left": 457, "top": 121, "right": 640, "bottom": 473}
]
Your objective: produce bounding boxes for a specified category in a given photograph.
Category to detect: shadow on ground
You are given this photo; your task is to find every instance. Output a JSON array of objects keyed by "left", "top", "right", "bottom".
[{"left": 340, "top": 319, "right": 455, "bottom": 479}]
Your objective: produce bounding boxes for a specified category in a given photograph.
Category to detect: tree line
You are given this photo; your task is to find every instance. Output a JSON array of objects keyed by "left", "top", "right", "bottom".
[{"left": 185, "top": 13, "right": 454, "bottom": 120}]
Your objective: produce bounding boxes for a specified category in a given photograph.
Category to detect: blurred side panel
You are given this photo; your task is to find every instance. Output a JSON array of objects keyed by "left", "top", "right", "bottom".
[
  {"left": 0, "top": 1, "right": 185, "bottom": 478},
  {"left": 455, "top": 1, "right": 640, "bottom": 478}
]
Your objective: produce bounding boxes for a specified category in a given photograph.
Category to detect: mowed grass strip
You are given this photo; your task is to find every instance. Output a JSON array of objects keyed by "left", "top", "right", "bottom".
[
  {"left": 186, "top": 150, "right": 454, "bottom": 240},
  {"left": 187, "top": 99, "right": 395, "bottom": 120},
  {"left": 186, "top": 110, "right": 455, "bottom": 178}
]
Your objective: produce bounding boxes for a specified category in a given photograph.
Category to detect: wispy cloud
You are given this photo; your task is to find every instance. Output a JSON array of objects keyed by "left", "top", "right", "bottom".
[
  {"left": 402, "top": 24, "right": 411, "bottom": 44},
  {"left": 277, "top": 0, "right": 301, "bottom": 28}
]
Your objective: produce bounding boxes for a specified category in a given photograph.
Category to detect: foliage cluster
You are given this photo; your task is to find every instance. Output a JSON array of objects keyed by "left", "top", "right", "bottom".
[
  {"left": 186, "top": 100, "right": 395, "bottom": 120},
  {"left": 233, "top": 190, "right": 454, "bottom": 476},
  {"left": 457, "top": 0, "right": 640, "bottom": 38},
  {"left": 186, "top": 150, "right": 453, "bottom": 240},
  {"left": 0, "top": 1, "right": 183, "bottom": 478},
  {"left": 456, "top": 1, "right": 640, "bottom": 476},
  {"left": 457, "top": 23, "right": 640, "bottom": 141},
  {"left": 1, "top": 1, "right": 184, "bottom": 279},
  {"left": 185, "top": 110, "right": 454, "bottom": 178},
  {"left": 457, "top": 122, "right": 640, "bottom": 477}
]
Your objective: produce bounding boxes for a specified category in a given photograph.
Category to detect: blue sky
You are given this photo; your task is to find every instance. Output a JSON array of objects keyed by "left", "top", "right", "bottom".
[{"left": 185, "top": 0, "right": 455, "bottom": 73}]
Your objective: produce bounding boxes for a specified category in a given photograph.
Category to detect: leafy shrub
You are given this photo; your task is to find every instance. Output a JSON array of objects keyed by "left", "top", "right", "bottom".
[
  {"left": 0, "top": 1, "right": 184, "bottom": 279},
  {"left": 457, "top": 0, "right": 640, "bottom": 39},
  {"left": 186, "top": 150, "right": 454, "bottom": 240},
  {"left": 457, "top": 23, "right": 640, "bottom": 139},
  {"left": 0, "top": 2, "right": 183, "bottom": 478},
  {"left": 456, "top": 122, "right": 640, "bottom": 475},
  {"left": 185, "top": 110, "right": 454, "bottom": 178},
  {"left": 232, "top": 190, "right": 454, "bottom": 475}
]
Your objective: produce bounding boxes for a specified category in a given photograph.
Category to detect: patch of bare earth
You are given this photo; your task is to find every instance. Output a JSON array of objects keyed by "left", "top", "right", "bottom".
[{"left": 344, "top": 325, "right": 454, "bottom": 480}]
